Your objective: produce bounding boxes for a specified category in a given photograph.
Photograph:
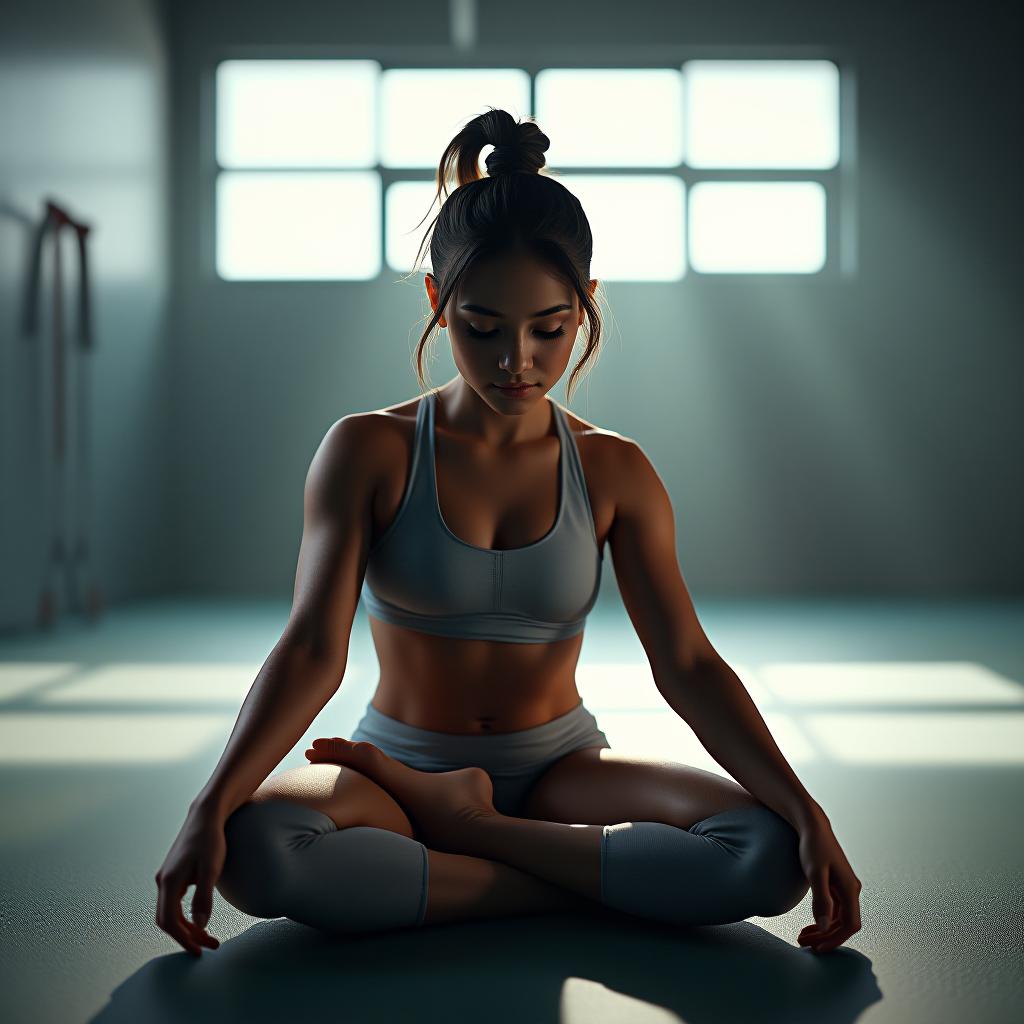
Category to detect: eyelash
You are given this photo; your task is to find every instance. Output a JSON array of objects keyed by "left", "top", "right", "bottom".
[{"left": 466, "top": 325, "right": 567, "bottom": 340}]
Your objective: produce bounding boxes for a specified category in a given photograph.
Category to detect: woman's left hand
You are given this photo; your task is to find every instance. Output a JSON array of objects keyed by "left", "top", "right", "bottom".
[{"left": 796, "top": 818, "right": 863, "bottom": 953}]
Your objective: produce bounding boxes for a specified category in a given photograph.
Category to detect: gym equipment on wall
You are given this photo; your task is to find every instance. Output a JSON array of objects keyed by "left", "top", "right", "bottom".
[{"left": 23, "top": 198, "right": 102, "bottom": 628}]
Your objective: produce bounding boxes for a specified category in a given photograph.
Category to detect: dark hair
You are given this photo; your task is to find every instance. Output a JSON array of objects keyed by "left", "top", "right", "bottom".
[{"left": 405, "top": 107, "right": 604, "bottom": 404}]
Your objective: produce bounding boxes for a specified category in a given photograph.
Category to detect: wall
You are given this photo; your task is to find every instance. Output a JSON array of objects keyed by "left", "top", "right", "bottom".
[
  {"left": 166, "top": 0, "right": 1023, "bottom": 598},
  {"left": 0, "top": 0, "right": 173, "bottom": 632}
]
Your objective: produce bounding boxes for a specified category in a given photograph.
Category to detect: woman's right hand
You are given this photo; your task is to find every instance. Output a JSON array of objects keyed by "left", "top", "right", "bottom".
[{"left": 154, "top": 809, "right": 227, "bottom": 956}]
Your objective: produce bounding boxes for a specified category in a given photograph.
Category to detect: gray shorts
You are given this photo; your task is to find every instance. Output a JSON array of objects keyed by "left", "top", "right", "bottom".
[{"left": 349, "top": 699, "right": 611, "bottom": 816}]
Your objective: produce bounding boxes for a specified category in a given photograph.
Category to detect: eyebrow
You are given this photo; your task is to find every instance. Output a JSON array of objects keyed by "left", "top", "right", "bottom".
[{"left": 459, "top": 303, "right": 572, "bottom": 319}]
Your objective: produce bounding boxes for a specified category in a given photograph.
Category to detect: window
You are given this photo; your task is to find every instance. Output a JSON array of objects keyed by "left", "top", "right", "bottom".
[{"left": 213, "top": 57, "right": 846, "bottom": 281}]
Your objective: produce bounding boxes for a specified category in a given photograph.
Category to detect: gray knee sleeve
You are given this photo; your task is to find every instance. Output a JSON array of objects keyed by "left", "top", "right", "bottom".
[
  {"left": 216, "top": 799, "right": 430, "bottom": 933},
  {"left": 601, "top": 805, "right": 809, "bottom": 927}
]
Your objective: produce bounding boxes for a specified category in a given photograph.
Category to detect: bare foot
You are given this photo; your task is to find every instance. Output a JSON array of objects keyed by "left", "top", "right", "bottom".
[{"left": 305, "top": 736, "right": 497, "bottom": 852}]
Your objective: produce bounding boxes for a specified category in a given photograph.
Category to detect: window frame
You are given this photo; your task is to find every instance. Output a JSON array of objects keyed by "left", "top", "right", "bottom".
[{"left": 201, "top": 44, "right": 857, "bottom": 284}]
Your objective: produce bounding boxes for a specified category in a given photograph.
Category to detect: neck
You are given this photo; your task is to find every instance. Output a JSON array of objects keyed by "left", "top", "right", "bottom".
[{"left": 439, "top": 379, "right": 553, "bottom": 448}]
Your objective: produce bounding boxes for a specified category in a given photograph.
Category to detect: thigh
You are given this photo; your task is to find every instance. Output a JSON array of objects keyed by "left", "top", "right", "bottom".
[
  {"left": 519, "top": 746, "right": 763, "bottom": 830},
  {"left": 250, "top": 763, "right": 415, "bottom": 838}
]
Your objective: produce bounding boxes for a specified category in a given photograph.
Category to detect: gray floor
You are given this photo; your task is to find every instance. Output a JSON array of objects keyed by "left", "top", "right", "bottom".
[{"left": 1, "top": 597, "right": 1022, "bottom": 1023}]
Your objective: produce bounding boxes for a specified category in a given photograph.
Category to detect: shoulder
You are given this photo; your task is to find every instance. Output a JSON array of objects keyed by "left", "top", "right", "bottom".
[
  {"left": 558, "top": 402, "right": 650, "bottom": 491},
  {"left": 317, "top": 393, "right": 427, "bottom": 487}
]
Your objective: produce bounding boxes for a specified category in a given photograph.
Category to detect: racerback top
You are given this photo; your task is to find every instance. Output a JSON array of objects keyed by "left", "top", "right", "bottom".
[{"left": 360, "top": 390, "right": 603, "bottom": 644}]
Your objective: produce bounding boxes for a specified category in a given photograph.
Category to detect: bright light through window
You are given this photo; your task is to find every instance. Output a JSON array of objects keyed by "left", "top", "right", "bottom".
[
  {"left": 553, "top": 174, "right": 686, "bottom": 281},
  {"left": 689, "top": 181, "right": 826, "bottom": 273},
  {"left": 535, "top": 68, "right": 684, "bottom": 166},
  {"left": 386, "top": 180, "right": 437, "bottom": 273},
  {"left": 214, "top": 58, "right": 846, "bottom": 280},
  {"left": 216, "top": 171, "right": 381, "bottom": 280},
  {"left": 216, "top": 59, "right": 379, "bottom": 168},
  {"left": 684, "top": 59, "right": 839, "bottom": 169},
  {"left": 380, "top": 69, "right": 531, "bottom": 168}
]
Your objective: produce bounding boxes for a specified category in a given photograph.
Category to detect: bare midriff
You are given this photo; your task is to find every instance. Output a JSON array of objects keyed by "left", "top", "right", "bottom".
[
  {"left": 362, "top": 389, "right": 613, "bottom": 736},
  {"left": 366, "top": 616, "right": 588, "bottom": 734}
]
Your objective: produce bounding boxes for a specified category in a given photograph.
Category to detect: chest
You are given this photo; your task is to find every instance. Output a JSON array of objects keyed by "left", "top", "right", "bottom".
[{"left": 374, "top": 422, "right": 613, "bottom": 554}]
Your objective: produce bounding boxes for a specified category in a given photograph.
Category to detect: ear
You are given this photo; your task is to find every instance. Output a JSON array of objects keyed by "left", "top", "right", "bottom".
[{"left": 425, "top": 274, "right": 447, "bottom": 327}]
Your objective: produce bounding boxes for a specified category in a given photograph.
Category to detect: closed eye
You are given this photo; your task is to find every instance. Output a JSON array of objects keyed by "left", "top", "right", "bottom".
[{"left": 466, "top": 325, "right": 566, "bottom": 340}]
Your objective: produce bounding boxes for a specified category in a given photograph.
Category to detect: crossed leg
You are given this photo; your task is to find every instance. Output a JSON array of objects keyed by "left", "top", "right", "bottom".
[
  {"left": 222, "top": 761, "right": 593, "bottom": 928},
  {"left": 298, "top": 737, "right": 807, "bottom": 926},
  {"left": 217, "top": 742, "right": 806, "bottom": 934},
  {"left": 518, "top": 744, "right": 765, "bottom": 828}
]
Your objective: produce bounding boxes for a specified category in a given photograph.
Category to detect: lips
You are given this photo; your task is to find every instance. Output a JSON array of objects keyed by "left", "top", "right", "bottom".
[{"left": 495, "top": 383, "right": 537, "bottom": 389}]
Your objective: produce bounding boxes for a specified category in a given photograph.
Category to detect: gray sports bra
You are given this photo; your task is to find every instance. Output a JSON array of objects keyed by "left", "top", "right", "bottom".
[{"left": 360, "top": 390, "right": 603, "bottom": 644}]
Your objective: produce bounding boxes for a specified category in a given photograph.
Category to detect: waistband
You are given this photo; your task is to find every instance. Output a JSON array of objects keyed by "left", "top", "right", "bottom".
[{"left": 350, "top": 699, "right": 606, "bottom": 774}]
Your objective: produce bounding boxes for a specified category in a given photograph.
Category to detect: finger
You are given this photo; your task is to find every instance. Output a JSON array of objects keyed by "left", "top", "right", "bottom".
[
  {"left": 842, "top": 878, "right": 863, "bottom": 933},
  {"left": 186, "top": 887, "right": 220, "bottom": 949},
  {"left": 812, "top": 921, "right": 854, "bottom": 953},
  {"left": 806, "top": 882, "right": 848, "bottom": 950},
  {"left": 811, "top": 879, "right": 861, "bottom": 951},
  {"left": 155, "top": 876, "right": 197, "bottom": 954},
  {"left": 810, "top": 866, "right": 834, "bottom": 931},
  {"left": 800, "top": 881, "right": 844, "bottom": 937},
  {"left": 185, "top": 920, "right": 220, "bottom": 948},
  {"left": 190, "top": 877, "right": 214, "bottom": 932},
  {"left": 175, "top": 904, "right": 208, "bottom": 956},
  {"left": 798, "top": 924, "right": 842, "bottom": 947},
  {"left": 169, "top": 876, "right": 204, "bottom": 956},
  {"left": 798, "top": 920, "right": 843, "bottom": 945},
  {"left": 305, "top": 749, "right": 335, "bottom": 762},
  {"left": 156, "top": 901, "right": 200, "bottom": 954}
]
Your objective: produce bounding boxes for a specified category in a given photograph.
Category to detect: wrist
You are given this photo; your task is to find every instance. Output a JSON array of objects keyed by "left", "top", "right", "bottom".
[
  {"left": 794, "top": 802, "right": 830, "bottom": 834},
  {"left": 189, "top": 791, "right": 230, "bottom": 825}
]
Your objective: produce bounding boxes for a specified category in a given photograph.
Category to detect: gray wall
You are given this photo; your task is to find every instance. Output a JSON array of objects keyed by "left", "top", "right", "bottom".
[
  {"left": 166, "top": 0, "right": 1023, "bottom": 600},
  {"left": 8, "top": 0, "right": 1013, "bottom": 620},
  {"left": 0, "top": 0, "right": 173, "bottom": 632}
]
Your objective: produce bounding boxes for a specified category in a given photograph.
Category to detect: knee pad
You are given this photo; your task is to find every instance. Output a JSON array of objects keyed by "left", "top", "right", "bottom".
[
  {"left": 217, "top": 799, "right": 430, "bottom": 934},
  {"left": 601, "top": 806, "right": 811, "bottom": 928},
  {"left": 738, "top": 806, "right": 810, "bottom": 917},
  {"left": 217, "top": 800, "right": 304, "bottom": 919}
]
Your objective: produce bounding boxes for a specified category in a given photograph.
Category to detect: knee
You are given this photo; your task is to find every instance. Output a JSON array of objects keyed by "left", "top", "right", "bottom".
[
  {"left": 743, "top": 807, "right": 810, "bottom": 917},
  {"left": 216, "top": 799, "right": 317, "bottom": 918}
]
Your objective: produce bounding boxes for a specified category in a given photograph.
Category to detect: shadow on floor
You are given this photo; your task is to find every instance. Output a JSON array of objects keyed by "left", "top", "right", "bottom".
[{"left": 96, "top": 910, "right": 879, "bottom": 1024}]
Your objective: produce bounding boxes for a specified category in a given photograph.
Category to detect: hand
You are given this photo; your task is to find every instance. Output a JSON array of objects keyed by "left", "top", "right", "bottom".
[
  {"left": 796, "top": 819, "right": 862, "bottom": 953},
  {"left": 154, "top": 809, "right": 226, "bottom": 957}
]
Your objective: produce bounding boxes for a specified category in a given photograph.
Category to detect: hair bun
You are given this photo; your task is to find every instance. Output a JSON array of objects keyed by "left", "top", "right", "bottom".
[{"left": 485, "top": 140, "right": 533, "bottom": 177}]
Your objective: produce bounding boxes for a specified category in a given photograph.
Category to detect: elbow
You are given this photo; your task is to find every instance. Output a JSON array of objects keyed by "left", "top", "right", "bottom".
[
  {"left": 668, "top": 645, "right": 724, "bottom": 677},
  {"left": 655, "top": 652, "right": 726, "bottom": 697},
  {"left": 277, "top": 626, "right": 349, "bottom": 682}
]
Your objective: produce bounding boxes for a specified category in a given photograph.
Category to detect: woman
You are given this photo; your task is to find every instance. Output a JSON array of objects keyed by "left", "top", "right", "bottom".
[{"left": 155, "top": 108, "right": 861, "bottom": 955}]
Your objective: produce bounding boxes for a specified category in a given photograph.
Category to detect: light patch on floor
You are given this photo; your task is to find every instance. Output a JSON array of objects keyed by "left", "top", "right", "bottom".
[
  {"left": 756, "top": 662, "right": 1024, "bottom": 704},
  {"left": 0, "top": 712, "right": 236, "bottom": 763}
]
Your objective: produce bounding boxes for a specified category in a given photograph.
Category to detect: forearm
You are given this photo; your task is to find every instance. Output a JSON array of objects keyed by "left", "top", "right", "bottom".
[
  {"left": 658, "top": 657, "right": 828, "bottom": 833},
  {"left": 189, "top": 636, "right": 346, "bottom": 825}
]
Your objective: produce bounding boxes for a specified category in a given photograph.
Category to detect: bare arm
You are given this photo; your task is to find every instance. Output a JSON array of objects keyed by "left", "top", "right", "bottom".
[
  {"left": 189, "top": 414, "right": 379, "bottom": 825},
  {"left": 607, "top": 435, "right": 827, "bottom": 830}
]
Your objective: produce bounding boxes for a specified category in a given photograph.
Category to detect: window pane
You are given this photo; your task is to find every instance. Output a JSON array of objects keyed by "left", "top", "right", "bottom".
[
  {"left": 684, "top": 60, "right": 839, "bottom": 169},
  {"left": 380, "top": 69, "right": 530, "bottom": 168},
  {"left": 536, "top": 69, "right": 684, "bottom": 167},
  {"left": 216, "top": 171, "right": 381, "bottom": 280},
  {"left": 552, "top": 174, "right": 685, "bottom": 281},
  {"left": 689, "top": 181, "right": 826, "bottom": 273},
  {"left": 216, "top": 59, "right": 379, "bottom": 168},
  {"left": 385, "top": 180, "right": 436, "bottom": 273}
]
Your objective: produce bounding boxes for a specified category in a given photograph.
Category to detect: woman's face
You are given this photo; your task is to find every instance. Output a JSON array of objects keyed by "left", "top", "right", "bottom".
[{"left": 425, "top": 251, "right": 596, "bottom": 412}]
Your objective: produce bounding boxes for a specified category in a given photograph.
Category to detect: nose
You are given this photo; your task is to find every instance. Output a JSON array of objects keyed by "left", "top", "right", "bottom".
[{"left": 499, "top": 334, "right": 534, "bottom": 374}]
